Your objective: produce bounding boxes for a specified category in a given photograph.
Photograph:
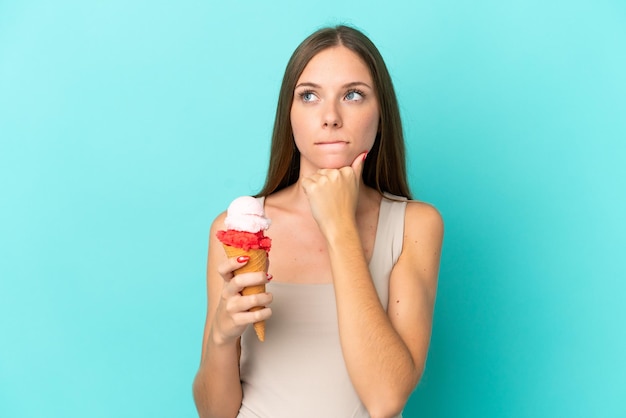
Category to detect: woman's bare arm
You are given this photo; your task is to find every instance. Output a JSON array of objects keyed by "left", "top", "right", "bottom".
[
  {"left": 326, "top": 201, "right": 443, "bottom": 417},
  {"left": 302, "top": 155, "right": 443, "bottom": 417}
]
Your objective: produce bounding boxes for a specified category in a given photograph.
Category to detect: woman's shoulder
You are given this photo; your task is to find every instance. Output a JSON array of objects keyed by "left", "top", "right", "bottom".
[
  {"left": 381, "top": 192, "right": 442, "bottom": 222},
  {"left": 209, "top": 210, "right": 228, "bottom": 236},
  {"left": 404, "top": 199, "right": 444, "bottom": 238}
]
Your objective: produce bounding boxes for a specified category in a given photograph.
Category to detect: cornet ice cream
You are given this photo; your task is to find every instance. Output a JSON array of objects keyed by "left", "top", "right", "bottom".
[{"left": 216, "top": 196, "right": 271, "bottom": 341}]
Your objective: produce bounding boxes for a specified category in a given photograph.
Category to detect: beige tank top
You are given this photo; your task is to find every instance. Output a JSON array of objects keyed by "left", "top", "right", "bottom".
[{"left": 237, "top": 194, "right": 407, "bottom": 418}]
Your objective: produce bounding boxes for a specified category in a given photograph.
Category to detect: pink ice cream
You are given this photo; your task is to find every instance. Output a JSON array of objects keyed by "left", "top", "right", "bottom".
[{"left": 224, "top": 196, "right": 271, "bottom": 233}]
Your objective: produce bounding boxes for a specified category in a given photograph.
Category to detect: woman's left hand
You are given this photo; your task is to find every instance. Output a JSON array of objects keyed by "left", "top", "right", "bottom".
[{"left": 301, "top": 152, "right": 367, "bottom": 236}]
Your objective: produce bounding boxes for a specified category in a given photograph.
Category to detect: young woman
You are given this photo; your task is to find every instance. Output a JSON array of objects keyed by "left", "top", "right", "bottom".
[{"left": 193, "top": 25, "right": 443, "bottom": 418}]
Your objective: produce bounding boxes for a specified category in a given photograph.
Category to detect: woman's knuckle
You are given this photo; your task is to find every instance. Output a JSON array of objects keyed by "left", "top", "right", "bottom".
[
  {"left": 252, "top": 310, "right": 263, "bottom": 321},
  {"left": 225, "top": 298, "right": 240, "bottom": 313},
  {"left": 232, "top": 275, "right": 245, "bottom": 287}
]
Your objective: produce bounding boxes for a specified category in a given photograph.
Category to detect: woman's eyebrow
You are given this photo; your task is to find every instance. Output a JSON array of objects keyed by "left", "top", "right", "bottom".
[
  {"left": 295, "top": 82, "right": 321, "bottom": 89},
  {"left": 343, "top": 81, "right": 373, "bottom": 89},
  {"left": 295, "top": 81, "right": 373, "bottom": 89}
]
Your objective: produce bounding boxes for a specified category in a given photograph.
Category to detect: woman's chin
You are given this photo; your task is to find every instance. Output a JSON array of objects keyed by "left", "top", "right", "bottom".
[
  {"left": 300, "top": 154, "right": 356, "bottom": 173},
  {"left": 318, "top": 155, "right": 354, "bottom": 169}
]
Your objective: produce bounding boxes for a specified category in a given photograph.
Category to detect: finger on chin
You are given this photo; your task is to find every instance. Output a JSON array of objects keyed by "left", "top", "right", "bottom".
[{"left": 351, "top": 151, "right": 367, "bottom": 171}]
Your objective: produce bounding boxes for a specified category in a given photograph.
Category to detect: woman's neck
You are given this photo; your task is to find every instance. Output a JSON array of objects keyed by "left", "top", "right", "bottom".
[{"left": 271, "top": 179, "right": 380, "bottom": 216}]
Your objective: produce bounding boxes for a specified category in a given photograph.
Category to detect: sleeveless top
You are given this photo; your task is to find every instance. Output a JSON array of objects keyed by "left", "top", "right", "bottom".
[{"left": 237, "top": 194, "right": 407, "bottom": 418}]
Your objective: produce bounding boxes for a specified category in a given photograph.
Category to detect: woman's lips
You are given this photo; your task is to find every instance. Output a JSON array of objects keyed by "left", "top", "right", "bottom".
[
  {"left": 314, "top": 141, "right": 349, "bottom": 152},
  {"left": 315, "top": 140, "right": 349, "bottom": 146}
]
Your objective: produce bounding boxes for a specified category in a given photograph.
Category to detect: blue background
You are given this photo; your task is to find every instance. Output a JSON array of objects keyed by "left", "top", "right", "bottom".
[{"left": 1, "top": 1, "right": 625, "bottom": 417}]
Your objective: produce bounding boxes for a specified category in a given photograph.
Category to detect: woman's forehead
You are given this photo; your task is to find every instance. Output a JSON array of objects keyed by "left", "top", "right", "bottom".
[{"left": 297, "top": 46, "right": 373, "bottom": 87}]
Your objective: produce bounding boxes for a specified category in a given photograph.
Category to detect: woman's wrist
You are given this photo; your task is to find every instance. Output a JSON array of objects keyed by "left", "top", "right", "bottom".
[
  {"left": 322, "top": 217, "right": 358, "bottom": 246},
  {"left": 210, "top": 325, "right": 238, "bottom": 348}
]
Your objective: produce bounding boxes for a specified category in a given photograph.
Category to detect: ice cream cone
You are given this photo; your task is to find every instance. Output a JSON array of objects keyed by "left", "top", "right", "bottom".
[
  {"left": 222, "top": 245, "right": 267, "bottom": 342},
  {"left": 217, "top": 196, "right": 271, "bottom": 342},
  {"left": 223, "top": 246, "right": 267, "bottom": 274}
]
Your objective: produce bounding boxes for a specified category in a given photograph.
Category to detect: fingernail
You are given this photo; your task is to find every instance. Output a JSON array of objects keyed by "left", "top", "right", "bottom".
[
  {"left": 266, "top": 273, "right": 273, "bottom": 282},
  {"left": 237, "top": 256, "right": 250, "bottom": 263},
  {"left": 362, "top": 152, "right": 368, "bottom": 161}
]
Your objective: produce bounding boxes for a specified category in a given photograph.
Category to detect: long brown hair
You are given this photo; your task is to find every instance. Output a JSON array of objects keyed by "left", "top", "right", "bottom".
[{"left": 257, "top": 25, "right": 412, "bottom": 199}]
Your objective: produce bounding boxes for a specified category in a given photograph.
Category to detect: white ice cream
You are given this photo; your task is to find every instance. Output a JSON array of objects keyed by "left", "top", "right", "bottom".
[{"left": 224, "top": 196, "right": 271, "bottom": 233}]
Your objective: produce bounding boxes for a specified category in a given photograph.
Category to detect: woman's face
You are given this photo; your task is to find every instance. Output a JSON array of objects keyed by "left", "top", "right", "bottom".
[{"left": 290, "top": 46, "right": 379, "bottom": 174}]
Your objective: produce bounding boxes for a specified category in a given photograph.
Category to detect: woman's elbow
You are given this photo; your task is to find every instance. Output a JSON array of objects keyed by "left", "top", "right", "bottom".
[
  {"left": 364, "top": 389, "right": 412, "bottom": 418},
  {"left": 365, "top": 398, "right": 405, "bottom": 418},
  {"left": 365, "top": 369, "right": 422, "bottom": 417}
]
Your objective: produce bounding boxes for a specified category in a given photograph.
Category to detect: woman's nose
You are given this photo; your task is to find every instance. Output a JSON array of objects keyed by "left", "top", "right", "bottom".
[{"left": 322, "top": 102, "right": 342, "bottom": 128}]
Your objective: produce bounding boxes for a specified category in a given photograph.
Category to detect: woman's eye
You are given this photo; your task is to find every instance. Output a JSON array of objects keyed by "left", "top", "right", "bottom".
[
  {"left": 345, "top": 90, "right": 364, "bottom": 101},
  {"left": 299, "top": 91, "right": 317, "bottom": 102}
]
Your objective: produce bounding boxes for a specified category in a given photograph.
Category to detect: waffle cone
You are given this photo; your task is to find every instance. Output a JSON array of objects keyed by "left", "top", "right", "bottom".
[{"left": 222, "top": 244, "right": 267, "bottom": 342}]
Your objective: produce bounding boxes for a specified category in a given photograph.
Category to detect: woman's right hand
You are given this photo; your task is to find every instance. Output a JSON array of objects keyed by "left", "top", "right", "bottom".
[{"left": 210, "top": 256, "right": 273, "bottom": 345}]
